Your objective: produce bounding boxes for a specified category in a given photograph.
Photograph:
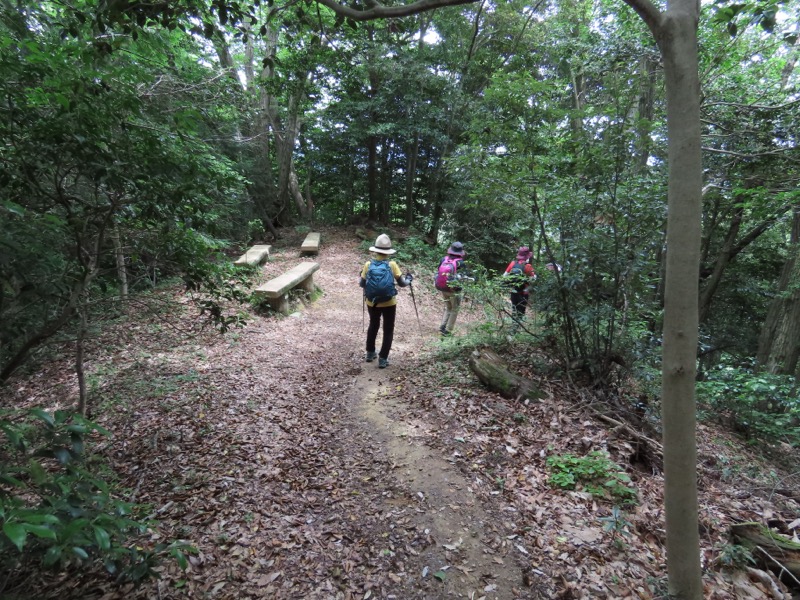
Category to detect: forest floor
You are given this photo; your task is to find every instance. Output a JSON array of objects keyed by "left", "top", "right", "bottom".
[{"left": 3, "top": 226, "right": 800, "bottom": 600}]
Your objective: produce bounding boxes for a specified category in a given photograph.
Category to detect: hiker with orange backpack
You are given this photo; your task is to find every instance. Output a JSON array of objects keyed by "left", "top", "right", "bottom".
[
  {"left": 434, "top": 241, "right": 469, "bottom": 337},
  {"left": 503, "top": 246, "right": 536, "bottom": 324},
  {"left": 359, "top": 234, "right": 413, "bottom": 369}
]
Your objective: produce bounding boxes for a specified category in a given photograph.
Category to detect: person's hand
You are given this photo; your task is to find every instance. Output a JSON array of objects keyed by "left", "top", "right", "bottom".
[{"left": 405, "top": 273, "right": 414, "bottom": 283}]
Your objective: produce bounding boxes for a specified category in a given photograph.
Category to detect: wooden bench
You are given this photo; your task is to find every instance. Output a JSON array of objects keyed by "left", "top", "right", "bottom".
[
  {"left": 234, "top": 244, "right": 271, "bottom": 266},
  {"left": 254, "top": 262, "right": 320, "bottom": 314},
  {"left": 300, "top": 232, "right": 321, "bottom": 255}
]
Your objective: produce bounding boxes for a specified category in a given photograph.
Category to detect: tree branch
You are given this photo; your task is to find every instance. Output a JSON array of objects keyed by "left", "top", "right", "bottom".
[
  {"left": 620, "top": 0, "right": 663, "bottom": 38},
  {"left": 313, "top": 0, "right": 478, "bottom": 21}
]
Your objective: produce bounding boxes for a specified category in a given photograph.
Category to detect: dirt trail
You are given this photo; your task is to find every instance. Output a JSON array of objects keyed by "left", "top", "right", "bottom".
[
  {"left": 354, "top": 372, "right": 523, "bottom": 599},
  {"left": 300, "top": 232, "right": 525, "bottom": 598},
  {"left": 12, "top": 228, "right": 797, "bottom": 600}
]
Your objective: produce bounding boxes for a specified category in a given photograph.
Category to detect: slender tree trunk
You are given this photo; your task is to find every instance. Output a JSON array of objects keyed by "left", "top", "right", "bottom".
[
  {"left": 698, "top": 204, "right": 743, "bottom": 323},
  {"left": 368, "top": 135, "right": 378, "bottom": 222},
  {"left": 656, "top": 3, "right": 704, "bottom": 597},
  {"left": 405, "top": 136, "right": 419, "bottom": 227},
  {"left": 634, "top": 55, "right": 657, "bottom": 170},
  {"left": 111, "top": 225, "right": 128, "bottom": 299},
  {"left": 379, "top": 137, "right": 392, "bottom": 225},
  {"left": 76, "top": 305, "right": 88, "bottom": 416},
  {"left": 1, "top": 269, "right": 96, "bottom": 382}
]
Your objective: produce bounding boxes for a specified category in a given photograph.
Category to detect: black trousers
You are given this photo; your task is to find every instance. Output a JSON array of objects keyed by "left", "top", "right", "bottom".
[
  {"left": 510, "top": 292, "right": 529, "bottom": 319},
  {"left": 366, "top": 304, "right": 396, "bottom": 359}
]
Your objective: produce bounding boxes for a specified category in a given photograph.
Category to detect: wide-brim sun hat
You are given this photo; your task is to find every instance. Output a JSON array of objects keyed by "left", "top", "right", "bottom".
[
  {"left": 516, "top": 246, "right": 532, "bottom": 260},
  {"left": 369, "top": 233, "right": 396, "bottom": 255},
  {"left": 447, "top": 241, "right": 465, "bottom": 257}
]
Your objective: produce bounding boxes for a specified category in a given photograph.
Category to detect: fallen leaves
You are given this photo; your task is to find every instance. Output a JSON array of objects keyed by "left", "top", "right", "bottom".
[{"left": 3, "top": 228, "right": 798, "bottom": 600}]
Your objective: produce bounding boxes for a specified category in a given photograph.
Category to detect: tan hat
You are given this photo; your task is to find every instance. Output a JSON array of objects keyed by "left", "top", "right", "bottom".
[{"left": 369, "top": 233, "right": 396, "bottom": 255}]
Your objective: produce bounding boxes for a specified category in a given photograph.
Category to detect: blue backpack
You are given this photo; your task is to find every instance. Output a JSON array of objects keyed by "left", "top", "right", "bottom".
[{"left": 365, "top": 259, "right": 397, "bottom": 304}]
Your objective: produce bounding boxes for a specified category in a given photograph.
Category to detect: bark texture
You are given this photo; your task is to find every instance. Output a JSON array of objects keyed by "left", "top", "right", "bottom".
[{"left": 468, "top": 349, "right": 542, "bottom": 401}]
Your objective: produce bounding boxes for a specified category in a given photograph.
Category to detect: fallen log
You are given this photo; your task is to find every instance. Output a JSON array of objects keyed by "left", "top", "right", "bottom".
[
  {"left": 731, "top": 522, "right": 800, "bottom": 588},
  {"left": 468, "top": 349, "right": 543, "bottom": 401}
]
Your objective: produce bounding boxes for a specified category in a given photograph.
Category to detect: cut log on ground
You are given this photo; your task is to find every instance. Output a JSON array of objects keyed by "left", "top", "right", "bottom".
[
  {"left": 731, "top": 522, "right": 800, "bottom": 588},
  {"left": 468, "top": 348, "right": 543, "bottom": 401}
]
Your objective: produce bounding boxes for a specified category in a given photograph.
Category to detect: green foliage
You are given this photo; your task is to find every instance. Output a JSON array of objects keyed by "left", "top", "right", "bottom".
[
  {"left": 697, "top": 362, "right": 800, "bottom": 445},
  {"left": 396, "top": 235, "right": 441, "bottom": 267},
  {"left": 0, "top": 409, "right": 192, "bottom": 587},
  {"left": 716, "top": 543, "right": 755, "bottom": 569},
  {"left": 0, "top": 9, "right": 249, "bottom": 377},
  {"left": 546, "top": 451, "right": 637, "bottom": 505},
  {"left": 599, "top": 506, "right": 633, "bottom": 539}
]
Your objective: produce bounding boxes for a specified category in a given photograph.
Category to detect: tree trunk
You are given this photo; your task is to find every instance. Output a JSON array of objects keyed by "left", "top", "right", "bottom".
[
  {"left": 757, "top": 205, "right": 800, "bottom": 375},
  {"left": 654, "top": 4, "right": 704, "bottom": 598},
  {"left": 368, "top": 135, "right": 378, "bottom": 222},
  {"left": 698, "top": 204, "right": 743, "bottom": 323},
  {"left": 621, "top": 0, "right": 704, "bottom": 595},
  {"left": 76, "top": 305, "right": 88, "bottom": 416},
  {"left": 634, "top": 55, "right": 657, "bottom": 170},
  {"left": 468, "top": 349, "right": 542, "bottom": 401},
  {"left": 111, "top": 225, "right": 128, "bottom": 299},
  {"left": 405, "top": 136, "right": 419, "bottom": 226}
]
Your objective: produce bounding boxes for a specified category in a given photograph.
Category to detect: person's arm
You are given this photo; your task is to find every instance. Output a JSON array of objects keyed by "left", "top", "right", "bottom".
[{"left": 391, "top": 261, "right": 412, "bottom": 287}]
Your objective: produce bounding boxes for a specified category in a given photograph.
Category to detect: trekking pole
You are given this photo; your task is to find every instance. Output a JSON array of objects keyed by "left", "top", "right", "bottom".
[
  {"left": 408, "top": 280, "right": 422, "bottom": 333},
  {"left": 362, "top": 291, "right": 365, "bottom": 333}
]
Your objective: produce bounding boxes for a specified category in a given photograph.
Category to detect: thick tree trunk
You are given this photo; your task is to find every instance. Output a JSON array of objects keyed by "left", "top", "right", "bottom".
[
  {"left": 757, "top": 206, "right": 800, "bottom": 375},
  {"left": 468, "top": 349, "right": 542, "bottom": 401}
]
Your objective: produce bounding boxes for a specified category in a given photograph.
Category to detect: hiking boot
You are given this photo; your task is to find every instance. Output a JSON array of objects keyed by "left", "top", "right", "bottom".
[
  {"left": 440, "top": 328, "right": 451, "bottom": 337},
  {"left": 378, "top": 357, "right": 389, "bottom": 369},
  {"left": 365, "top": 351, "right": 377, "bottom": 363}
]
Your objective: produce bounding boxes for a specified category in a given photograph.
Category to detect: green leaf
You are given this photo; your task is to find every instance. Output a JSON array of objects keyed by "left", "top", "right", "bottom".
[
  {"left": 22, "top": 523, "right": 56, "bottom": 540},
  {"left": 43, "top": 545, "right": 62, "bottom": 567},
  {"left": 3, "top": 522, "right": 27, "bottom": 551},
  {"left": 54, "top": 448, "right": 71, "bottom": 465},
  {"left": 434, "top": 570, "right": 447, "bottom": 581},
  {"left": 93, "top": 525, "right": 111, "bottom": 551},
  {"left": 72, "top": 546, "right": 89, "bottom": 560},
  {"left": 30, "top": 409, "right": 55, "bottom": 427},
  {"left": 3, "top": 201, "right": 25, "bottom": 216},
  {"left": 28, "top": 460, "right": 48, "bottom": 485},
  {"left": 173, "top": 549, "right": 189, "bottom": 570}
]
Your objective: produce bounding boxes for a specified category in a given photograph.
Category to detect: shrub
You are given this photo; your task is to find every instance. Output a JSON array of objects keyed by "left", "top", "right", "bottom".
[
  {"left": 546, "top": 451, "right": 637, "bottom": 504},
  {"left": 0, "top": 409, "right": 191, "bottom": 590},
  {"left": 696, "top": 363, "right": 800, "bottom": 445}
]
